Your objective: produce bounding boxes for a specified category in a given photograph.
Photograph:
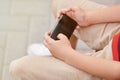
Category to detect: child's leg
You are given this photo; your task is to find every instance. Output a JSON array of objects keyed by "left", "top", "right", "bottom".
[
  {"left": 9, "top": 38, "right": 116, "bottom": 80},
  {"left": 9, "top": 39, "right": 115, "bottom": 80},
  {"left": 9, "top": 56, "right": 101, "bottom": 80},
  {"left": 52, "top": 0, "right": 106, "bottom": 17},
  {"left": 52, "top": 0, "right": 120, "bottom": 51}
]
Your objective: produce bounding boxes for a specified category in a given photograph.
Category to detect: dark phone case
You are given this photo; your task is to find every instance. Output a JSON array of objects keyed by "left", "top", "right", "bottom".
[{"left": 50, "top": 14, "right": 77, "bottom": 40}]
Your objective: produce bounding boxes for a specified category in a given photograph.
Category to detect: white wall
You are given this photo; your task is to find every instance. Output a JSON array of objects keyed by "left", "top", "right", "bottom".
[{"left": 0, "top": 0, "right": 51, "bottom": 80}]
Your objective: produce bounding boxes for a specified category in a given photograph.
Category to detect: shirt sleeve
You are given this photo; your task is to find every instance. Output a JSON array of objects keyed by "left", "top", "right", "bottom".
[{"left": 112, "top": 32, "right": 120, "bottom": 62}]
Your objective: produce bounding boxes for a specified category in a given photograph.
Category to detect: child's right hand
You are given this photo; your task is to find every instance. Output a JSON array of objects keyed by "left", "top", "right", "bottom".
[{"left": 57, "top": 6, "right": 90, "bottom": 27}]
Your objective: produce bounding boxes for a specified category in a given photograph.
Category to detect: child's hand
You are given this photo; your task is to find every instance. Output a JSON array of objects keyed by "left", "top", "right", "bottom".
[
  {"left": 44, "top": 32, "right": 73, "bottom": 60},
  {"left": 57, "top": 6, "right": 90, "bottom": 27}
]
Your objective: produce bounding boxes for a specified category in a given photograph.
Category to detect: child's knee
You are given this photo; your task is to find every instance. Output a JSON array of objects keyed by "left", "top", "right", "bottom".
[
  {"left": 51, "top": 0, "right": 58, "bottom": 17},
  {"left": 9, "top": 56, "right": 30, "bottom": 79},
  {"left": 51, "top": 0, "right": 69, "bottom": 17}
]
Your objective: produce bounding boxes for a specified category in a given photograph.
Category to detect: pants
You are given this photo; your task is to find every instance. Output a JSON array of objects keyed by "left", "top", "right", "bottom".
[{"left": 9, "top": 0, "right": 120, "bottom": 80}]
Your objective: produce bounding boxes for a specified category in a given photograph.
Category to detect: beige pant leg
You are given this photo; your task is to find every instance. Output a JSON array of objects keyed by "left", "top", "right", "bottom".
[
  {"left": 9, "top": 41, "right": 113, "bottom": 80},
  {"left": 90, "top": 40, "right": 113, "bottom": 60},
  {"left": 52, "top": 0, "right": 106, "bottom": 17},
  {"left": 9, "top": 56, "right": 101, "bottom": 80}
]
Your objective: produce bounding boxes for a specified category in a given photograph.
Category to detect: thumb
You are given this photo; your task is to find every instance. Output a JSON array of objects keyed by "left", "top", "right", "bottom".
[
  {"left": 76, "top": 25, "right": 80, "bottom": 30},
  {"left": 57, "top": 33, "right": 67, "bottom": 40}
]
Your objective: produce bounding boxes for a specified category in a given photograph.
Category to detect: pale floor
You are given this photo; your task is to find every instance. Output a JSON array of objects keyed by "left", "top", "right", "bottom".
[{"left": 0, "top": 0, "right": 120, "bottom": 80}]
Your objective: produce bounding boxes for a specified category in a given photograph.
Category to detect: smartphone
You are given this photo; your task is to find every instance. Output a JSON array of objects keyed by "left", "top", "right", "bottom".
[{"left": 50, "top": 14, "right": 77, "bottom": 40}]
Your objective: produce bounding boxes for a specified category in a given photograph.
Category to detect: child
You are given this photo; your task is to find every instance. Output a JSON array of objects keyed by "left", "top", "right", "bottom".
[{"left": 10, "top": 0, "right": 120, "bottom": 80}]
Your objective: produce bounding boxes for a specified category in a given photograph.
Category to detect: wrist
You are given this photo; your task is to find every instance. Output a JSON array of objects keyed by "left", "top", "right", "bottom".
[
  {"left": 85, "top": 10, "right": 102, "bottom": 25},
  {"left": 85, "top": 11, "right": 96, "bottom": 26},
  {"left": 63, "top": 48, "right": 76, "bottom": 63},
  {"left": 56, "top": 47, "right": 73, "bottom": 61},
  {"left": 85, "top": 11, "right": 92, "bottom": 26},
  {"left": 78, "top": 11, "right": 93, "bottom": 26}
]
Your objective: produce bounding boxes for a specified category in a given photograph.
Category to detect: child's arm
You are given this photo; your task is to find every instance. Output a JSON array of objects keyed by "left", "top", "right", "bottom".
[
  {"left": 64, "top": 49, "right": 120, "bottom": 80},
  {"left": 86, "top": 5, "right": 120, "bottom": 25},
  {"left": 57, "top": 5, "right": 120, "bottom": 26},
  {"left": 45, "top": 5, "right": 120, "bottom": 80},
  {"left": 44, "top": 32, "right": 120, "bottom": 80}
]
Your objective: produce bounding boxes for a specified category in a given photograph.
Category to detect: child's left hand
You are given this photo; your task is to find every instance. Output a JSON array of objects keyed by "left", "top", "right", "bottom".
[{"left": 44, "top": 32, "right": 73, "bottom": 60}]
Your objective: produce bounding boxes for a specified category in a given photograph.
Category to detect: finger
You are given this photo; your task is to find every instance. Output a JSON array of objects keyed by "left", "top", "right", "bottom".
[
  {"left": 66, "top": 6, "right": 76, "bottom": 12},
  {"left": 44, "top": 32, "right": 51, "bottom": 38},
  {"left": 57, "top": 10, "right": 65, "bottom": 19},
  {"left": 76, "top": 25, "right": 80, "bottom": 30},
  {"left": 68, "top": 7, "right": 75, "bottom": 12},
  {"left": 57, "top": 33, "right": 67, "bottom": 40},
  {"left": 44, "top": 32, "right": 51, "bottom": 42},
  {"left": 57, "top": 11, "right": 65, "bottom": 19},
  {"left": 47, "top": 31, "right": 51, "bottom": 35},
  {"left": 43, "top": 40, "right": 48, "bottom": 48},
  {"left": 66, "top": 11, "right": 73, "bottom": 18},
  {"left": 44, "top": 32, "right": 55, "bottom": 44},
  {"left": 57, "top": 8, "right": 72, "bottom": 19},
  {"left": 44, "top": 32, "right": 49, "bottom": 40},
  {"left": 65, "top": 7, "right": 75, "bottom": 20}
]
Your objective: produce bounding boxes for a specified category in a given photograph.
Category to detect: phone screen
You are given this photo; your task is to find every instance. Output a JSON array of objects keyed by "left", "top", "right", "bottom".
[{"left": 50, "top": 14, "right": 77, "bottom": 40}]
